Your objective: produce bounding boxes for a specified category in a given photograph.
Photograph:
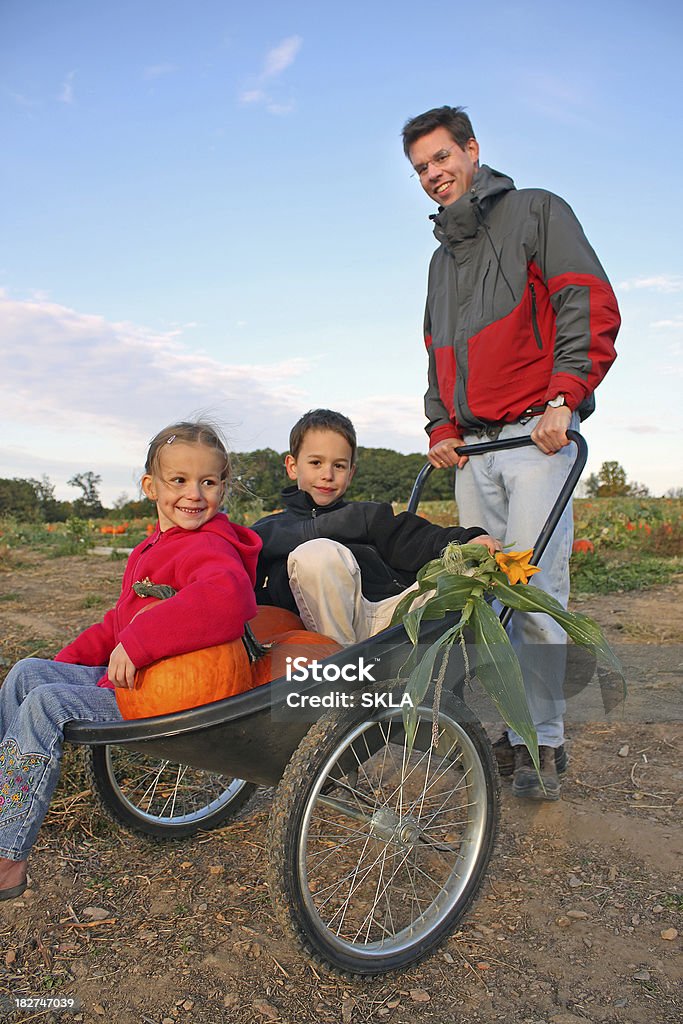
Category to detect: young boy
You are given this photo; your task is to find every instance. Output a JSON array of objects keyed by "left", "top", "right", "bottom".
[{"left": 252, "top": 409, "right": 500, "bottom": 645}]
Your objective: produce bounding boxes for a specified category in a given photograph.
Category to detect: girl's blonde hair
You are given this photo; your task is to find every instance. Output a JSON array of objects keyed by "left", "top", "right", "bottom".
[{"left": 145, "top": 422, "right": 232, "bottom": 484}]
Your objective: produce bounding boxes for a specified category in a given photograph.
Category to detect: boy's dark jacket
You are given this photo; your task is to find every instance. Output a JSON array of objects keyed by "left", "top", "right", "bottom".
[{"left": 252, "top": 485, "right": 486, "bottom": 612}]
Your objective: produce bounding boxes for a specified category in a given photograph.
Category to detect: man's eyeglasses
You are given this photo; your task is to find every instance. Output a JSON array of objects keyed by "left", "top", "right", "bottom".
[{"left": 411, "top": 145, "right": 457, "bottom": 179}]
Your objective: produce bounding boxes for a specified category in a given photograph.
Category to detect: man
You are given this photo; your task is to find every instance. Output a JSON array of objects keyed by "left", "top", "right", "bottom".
[{"left": 402, "top": 105, "right": 620, "bottom": 800}]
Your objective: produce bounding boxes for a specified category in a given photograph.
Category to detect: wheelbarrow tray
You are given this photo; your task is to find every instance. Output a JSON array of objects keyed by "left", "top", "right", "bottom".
[{"left": 64, "top": 615, "right": 464, "bottom": 787}]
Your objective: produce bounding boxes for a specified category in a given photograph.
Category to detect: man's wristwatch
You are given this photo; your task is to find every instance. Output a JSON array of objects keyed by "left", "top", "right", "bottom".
[{"left": 546, "top": 394, "right": 566, "bottom": 409}]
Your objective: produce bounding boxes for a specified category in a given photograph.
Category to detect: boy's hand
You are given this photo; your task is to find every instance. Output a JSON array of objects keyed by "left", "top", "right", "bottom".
[
  {"left": 108, "top": 643, "right": 138, "bottom": 689},
  {"left": 470, "top": 534, "right": 502, "bottom": 555}
]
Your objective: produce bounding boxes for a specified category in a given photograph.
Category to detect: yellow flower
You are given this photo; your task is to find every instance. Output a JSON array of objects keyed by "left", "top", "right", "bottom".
[{"left": 495, "top": 550, "right": 542, "bottom": 585}]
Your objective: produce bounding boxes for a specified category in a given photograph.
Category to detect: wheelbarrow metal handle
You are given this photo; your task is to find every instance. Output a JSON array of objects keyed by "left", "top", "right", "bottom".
[{"left": 406, "top": 430, "right": 588, "bottom": 627}]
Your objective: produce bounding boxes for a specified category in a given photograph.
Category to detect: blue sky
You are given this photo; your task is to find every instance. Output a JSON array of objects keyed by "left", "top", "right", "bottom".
[{"left": 1, "top": 0, "right": 682, "bottom": 503}]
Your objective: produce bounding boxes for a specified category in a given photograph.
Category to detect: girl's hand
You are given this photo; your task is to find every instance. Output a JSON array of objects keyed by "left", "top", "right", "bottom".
[
  {"left": 470, "top": 534, "right": 502, "bottom": 555},
  {"left": 108, "top": 643, "right": 138, "bottom": 689}
]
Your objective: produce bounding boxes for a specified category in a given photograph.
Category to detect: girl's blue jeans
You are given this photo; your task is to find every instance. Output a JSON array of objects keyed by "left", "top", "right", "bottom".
[{"left": 0, "top": 659, "right": 122, "bottom": 860}]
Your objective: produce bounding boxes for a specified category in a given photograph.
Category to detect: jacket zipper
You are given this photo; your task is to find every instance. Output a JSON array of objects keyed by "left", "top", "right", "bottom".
[{"left": 529, "top": 282, "right": 543, "bottom": 350}]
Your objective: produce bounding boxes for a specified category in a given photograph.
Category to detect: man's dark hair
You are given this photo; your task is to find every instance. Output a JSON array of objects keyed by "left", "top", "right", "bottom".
[
  {"left": 401, "top": 105, "right": 476, "bottom": 158},
  {"left": 289, "top": 409, "right": 358, "bottom": 464}
]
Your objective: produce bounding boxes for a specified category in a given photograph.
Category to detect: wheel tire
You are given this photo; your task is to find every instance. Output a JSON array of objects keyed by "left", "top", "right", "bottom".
[
  {"left": 267, "top": 685, "right": 499, "bottom": 976},
  {"left": 86, "top": 745, "right": 256, "bottom": 839}
]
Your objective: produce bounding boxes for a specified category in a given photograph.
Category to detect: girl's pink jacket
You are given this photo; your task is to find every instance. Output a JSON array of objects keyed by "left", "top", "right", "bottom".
[{"left": 55, "top": 513, "right": 261, "bottom": 688}]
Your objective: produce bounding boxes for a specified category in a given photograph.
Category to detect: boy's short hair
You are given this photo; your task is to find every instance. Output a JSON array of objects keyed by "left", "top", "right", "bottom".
[{"left": 289, "top": 409, "right": 358, "bottom": 464}]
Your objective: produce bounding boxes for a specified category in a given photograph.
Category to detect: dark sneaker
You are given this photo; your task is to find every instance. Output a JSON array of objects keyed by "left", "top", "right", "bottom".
[
  {"left": 511, "top": 745, "right": 561, "bottom": 801},
  {"left": 493, "top": 732, "right": 568, "bottom": 777}
]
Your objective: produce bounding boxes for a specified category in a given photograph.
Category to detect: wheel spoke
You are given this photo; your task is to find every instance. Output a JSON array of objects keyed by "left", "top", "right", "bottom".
[
  {"left": 352, "top": 843, "right": 422, "bottom": 944},
  {"left": 315, "top": 835, "right": 381, "bottom": 923}
]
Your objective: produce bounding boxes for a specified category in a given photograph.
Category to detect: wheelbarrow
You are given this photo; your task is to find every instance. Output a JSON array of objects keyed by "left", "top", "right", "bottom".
[{"left": 64, "top": 431, "right": 587, "bottom": 976}]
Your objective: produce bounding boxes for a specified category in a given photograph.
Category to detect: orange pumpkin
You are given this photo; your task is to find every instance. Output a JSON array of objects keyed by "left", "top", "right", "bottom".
[
  {"left": 116, "top": 638, "right": 254, "bottom": 719},
  {"left": 250, "top": 629, "right": 341, "bottom": 688},
  {"left": 116, "top": 600, "right": 341, "bottom": 720},
  {"left": 248, "top": 605, "right": 305, "bottom": 641}
]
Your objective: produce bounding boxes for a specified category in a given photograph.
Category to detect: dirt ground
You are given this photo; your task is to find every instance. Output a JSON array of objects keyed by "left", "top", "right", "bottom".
[{"left": 0, "top": 549, "right": 681, "bottom": 1024}]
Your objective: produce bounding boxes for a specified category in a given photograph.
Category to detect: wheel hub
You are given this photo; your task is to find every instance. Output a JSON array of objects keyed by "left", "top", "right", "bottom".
[{"left": 369, "top": 807, "right": 421, "bottom": 847}]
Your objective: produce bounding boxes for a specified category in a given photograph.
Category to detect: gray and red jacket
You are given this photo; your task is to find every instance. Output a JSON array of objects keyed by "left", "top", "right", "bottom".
[{"left": 423, "top": 165, "right": 620, "bottom": 444}]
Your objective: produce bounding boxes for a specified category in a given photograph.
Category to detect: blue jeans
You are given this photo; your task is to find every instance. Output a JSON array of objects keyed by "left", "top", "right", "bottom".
[
  {"left": 455, "top": 416, "right": 578, "bottom": 748},
  {"left": 0, "top": 659, "right": 121, "bottom": 860}
]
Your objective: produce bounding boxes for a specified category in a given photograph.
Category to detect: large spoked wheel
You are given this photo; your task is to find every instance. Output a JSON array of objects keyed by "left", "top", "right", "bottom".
[
  {"left": 87, "top": 745, "right": 256, "bottom": 839},
  {"left": 267, "top": 685, "right": 499, "bottom": 976}
]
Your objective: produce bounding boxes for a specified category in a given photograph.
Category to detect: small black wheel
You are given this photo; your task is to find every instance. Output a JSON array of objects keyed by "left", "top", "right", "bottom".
[
  {"left": 86, "top": 745, "right": 256, "bottom": 839},
  {"left": 267, "top": 685, "right": 499, "bottom": 975}
]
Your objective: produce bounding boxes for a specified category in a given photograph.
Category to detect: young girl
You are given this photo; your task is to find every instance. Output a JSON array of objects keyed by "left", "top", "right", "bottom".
[{"left": 0, "top": 422, "right": 261, "bottom": 900}]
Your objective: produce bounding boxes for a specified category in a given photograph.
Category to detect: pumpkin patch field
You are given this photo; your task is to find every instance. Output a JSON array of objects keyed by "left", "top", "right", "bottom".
[
  {"left": 0, "top": 515, "right": 682, "bottom": 1023},
  {"left": 396, "top": 496, "right": 683, "bottom": 595}
]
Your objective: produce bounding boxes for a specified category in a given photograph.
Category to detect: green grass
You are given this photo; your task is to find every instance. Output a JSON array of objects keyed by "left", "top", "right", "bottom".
[
  {"left": 81, "top": 594, "right": 110, "bottom": 609},
  {"left": 108, "top": 549, "right": 130, "bottom": 561},
  {"left": 657, "top": 892, "right": 683, "bottom": 912},
  {"left": 0, "top": 514, "right": 154, "bottom": 556},
  {"left": 570, "top": 552, "right": 683, "bottom": 593}
]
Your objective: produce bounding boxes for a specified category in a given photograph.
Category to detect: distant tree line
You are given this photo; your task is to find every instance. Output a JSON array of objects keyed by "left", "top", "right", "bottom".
[
  {"left": 0, "top": 448, "right": 456, "bottom": 522},
  {"left": 230, "top": 447, "right": 456, "bottom": 513},
  {"left": 3, "top": 456, "right": 680, "bottom": 523},
  {"left": 0, "top": 475, "right": 69, "bottom": 521},
  {"left": 0, "top": 472, "right": 109, "bottom": 521}
]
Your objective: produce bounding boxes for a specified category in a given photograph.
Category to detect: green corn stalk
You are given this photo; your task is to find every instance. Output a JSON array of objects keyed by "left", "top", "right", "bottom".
[{"left": 396, "top": 545, "right": 624, "bottom": 771}]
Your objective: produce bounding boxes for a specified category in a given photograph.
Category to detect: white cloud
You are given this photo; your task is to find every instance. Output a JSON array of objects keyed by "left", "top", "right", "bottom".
[
  {"left": 7, "top": 89, "right": 38, "bottom": 109},
  {"left": 651, "top": 315, "right": 683, "bottom": 329},
  {"left": 144, "top": 64, "right": 178, "bottom": 80},
  {"left": 0, "top": 295, "right": 315, "bottom": 489},
  {"left": 342, "top": 394, "right": 427, "bottom": 453},
  {"left": 267, "top": 102, "right": 295, "bottom": 116},
  {"left": 617, "top": 275, "right": 683, "bottom": 293},
  {"left": 239, "top": 35, "right": 302, "bottom": 113},
  {"left": 58, "top": 71, "right": 76, "bottom": 104},
  {"left": 0, "top": 295, "right": 438, "bottom": 498},
  {"left": 623, "top": 424, "right": 666, "bottom": 434},
  {"left": 262, "top": 36, "right": 302, "bottom": 79},
  {"left": 240, "top": 88, "right": 266, "bottom": 105}
]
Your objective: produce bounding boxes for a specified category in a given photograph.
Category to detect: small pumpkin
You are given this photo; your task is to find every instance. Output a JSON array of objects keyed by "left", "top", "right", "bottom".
[
  {"left": 116, "top": 638, "right": 254, "bottom": 719},
  {"left": 250, "top": 629, "right": 342, "bottom": 689},
  {"left": 248, "top": 605, "right": 305, "bottom": 641}
]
